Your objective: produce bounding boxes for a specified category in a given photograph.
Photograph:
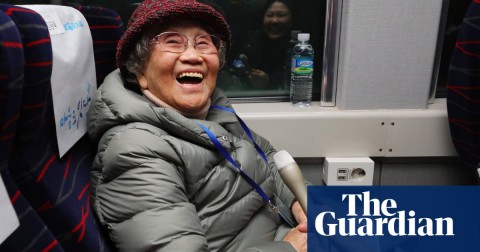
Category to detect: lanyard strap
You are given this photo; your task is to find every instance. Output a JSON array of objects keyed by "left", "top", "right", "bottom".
[
  {"left": 197, "top": 106, "right": 295, "bottom": 227},
  {"left": 210, "top": 105, "right": 268, "bottom": 163},
  {"left": 197, "top": 123, "right": 271, "bottom": 204}
]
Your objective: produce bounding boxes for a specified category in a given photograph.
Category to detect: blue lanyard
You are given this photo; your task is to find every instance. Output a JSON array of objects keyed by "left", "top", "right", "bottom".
[
  {"left": 210, "top": 105, "right": 268, "bottom": 163},
  {"left": 197, "top": 106, "right": 294, "bottom": 227}
]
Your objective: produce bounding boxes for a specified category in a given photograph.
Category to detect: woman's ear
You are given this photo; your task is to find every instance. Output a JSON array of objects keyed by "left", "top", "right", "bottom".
[{"left": 137, "top": 73, "right": 148, "bottom": 89}]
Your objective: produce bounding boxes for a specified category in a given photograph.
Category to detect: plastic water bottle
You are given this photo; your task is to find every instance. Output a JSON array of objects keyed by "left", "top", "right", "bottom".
[
  {"left": 290, "top": 33, "right": 314, "bottom": 107},
  {"left": 284, "top": 30, "right": 301, "bottom": 89}
]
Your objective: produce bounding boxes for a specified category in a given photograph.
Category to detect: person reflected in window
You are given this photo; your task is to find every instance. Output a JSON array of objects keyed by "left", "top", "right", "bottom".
[
  {"left": 239, "top": 0, "right": 295, "bottom": 90},
  {"left": 87, "top": 0, "right": 307, "bottom": 251}
]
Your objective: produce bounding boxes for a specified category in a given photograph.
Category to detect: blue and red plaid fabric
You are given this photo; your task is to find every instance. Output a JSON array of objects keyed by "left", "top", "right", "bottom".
[
  {"left": 75, "top": 5, "right": 124, "bottom": 86},
  {"left": 0, "top": 6, "right": 23, "bottom": 166},
  {"left": 0, "top": 4, "right": 114, "bottom": 251},
  {"left": 447, "top": 0, "right": 480, "bottom": 170},
  {"left": 0, "top": 8, "right": 60, "bottom": 252}
]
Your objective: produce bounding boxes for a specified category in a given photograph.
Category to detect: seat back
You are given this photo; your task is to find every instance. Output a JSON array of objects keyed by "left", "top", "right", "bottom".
[
  {"left": 0, "top": 7, "right": 60, "bottom": 252},
  {"left": 0, "top": 6, "right": 24, "bottom": 168},
  {"left": 0, "top": 4, "right": 117, "bottom": 251},
  {"left": 446, "top": 0, "right": 480, "bottom": 171},
  {"left": 74, "top": 5, "right": 124, "bottom": 86}
]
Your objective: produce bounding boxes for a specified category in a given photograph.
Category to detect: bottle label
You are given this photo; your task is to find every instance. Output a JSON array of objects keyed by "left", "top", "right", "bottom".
[{"left": 292, "top": 57, "right": 314, "bottom": 75}]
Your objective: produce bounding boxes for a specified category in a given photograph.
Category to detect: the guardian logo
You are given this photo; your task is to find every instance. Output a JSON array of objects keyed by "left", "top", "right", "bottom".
[{"left": 314, "top": 191, "right": 454, "bottom": 237}]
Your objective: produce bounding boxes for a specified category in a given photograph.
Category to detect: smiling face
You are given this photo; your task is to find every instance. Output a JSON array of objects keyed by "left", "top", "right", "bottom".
[
  {"left": 263, "top": 1, "right": 292, "bottom": 40},
  {"left": 137, "top": 21, "right": 220, "bottom": 114}
]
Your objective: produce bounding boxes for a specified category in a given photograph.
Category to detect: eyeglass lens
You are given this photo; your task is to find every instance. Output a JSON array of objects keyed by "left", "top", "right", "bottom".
[{"left": 152, "top": 32, "right": 222, "bottom": 54}]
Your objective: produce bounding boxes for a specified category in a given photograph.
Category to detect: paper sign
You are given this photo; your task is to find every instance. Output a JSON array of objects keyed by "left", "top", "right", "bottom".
[
  {"left": 0, "top": 176, "right": 19, "bottom": 244},
  {"left": 38, "top": 11, "right": 65, "bottom": 35},
  {"left": 22, "top": 5, "right": 96, "bottom": 157}
]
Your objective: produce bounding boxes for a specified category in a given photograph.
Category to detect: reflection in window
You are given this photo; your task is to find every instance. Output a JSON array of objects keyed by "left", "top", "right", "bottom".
[{"left": 213, "top": 0, "right": 325, "bottom": 101}]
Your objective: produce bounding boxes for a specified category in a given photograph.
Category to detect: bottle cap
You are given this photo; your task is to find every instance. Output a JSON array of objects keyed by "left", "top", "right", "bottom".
[{"left": 298, "top": 33, "right": 310, "bottom": 41}]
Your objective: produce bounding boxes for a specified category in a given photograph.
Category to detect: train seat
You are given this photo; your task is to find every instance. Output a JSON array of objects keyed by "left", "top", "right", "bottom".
[
  {"left": 74, "top": 5, "right": 124, "bottom": 86},
  {"left": 0, "top": 4, "right": 123, "bottom": 251},
  {"left": 446, "top": 0, "right": 480, "bottom": 179},
  {"left": 0, "top": 7, "right": 60, "bottom": 251}
]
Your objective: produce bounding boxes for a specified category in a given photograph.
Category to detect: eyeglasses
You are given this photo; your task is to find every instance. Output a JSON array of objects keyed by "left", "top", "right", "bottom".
[{"left": 150, "top": 32, "right": 224, "bottom": 55}]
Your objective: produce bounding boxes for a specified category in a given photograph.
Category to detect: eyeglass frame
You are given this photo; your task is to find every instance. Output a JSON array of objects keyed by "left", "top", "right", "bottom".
[{"left": 149, "top": 31, "right": 225, "bottom": 55}]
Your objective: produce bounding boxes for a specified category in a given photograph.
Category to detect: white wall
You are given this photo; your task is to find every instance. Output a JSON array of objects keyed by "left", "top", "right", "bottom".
[
  {"left": 233, "top": 98, "right": 477, "bottom": 185},
  {"left": 233, "top": 98, "right": 456, "bottom": 158}
]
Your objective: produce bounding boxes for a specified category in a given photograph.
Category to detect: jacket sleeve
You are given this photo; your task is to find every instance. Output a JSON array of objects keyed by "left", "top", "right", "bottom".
[{"left": 93, "top": 125, "right": 209, "bottom": 252}]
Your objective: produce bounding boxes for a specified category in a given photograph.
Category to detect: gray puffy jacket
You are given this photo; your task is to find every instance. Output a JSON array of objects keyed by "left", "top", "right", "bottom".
[{"left": 87, "top": 70, "right": 297, "bottom": 252}]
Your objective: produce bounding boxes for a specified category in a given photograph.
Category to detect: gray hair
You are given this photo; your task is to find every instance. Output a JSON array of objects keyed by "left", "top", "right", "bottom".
[
  {"left": 124, "top": 28, "right": 158, "bottom": 77},
  {"left": 124, "top": 26, "right": 227, "bottom": 78}
]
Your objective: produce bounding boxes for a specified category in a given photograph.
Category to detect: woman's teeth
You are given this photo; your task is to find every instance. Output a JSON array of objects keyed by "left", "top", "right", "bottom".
[{"left": 177, "top": 72, "right": 204, "bottom": 84}]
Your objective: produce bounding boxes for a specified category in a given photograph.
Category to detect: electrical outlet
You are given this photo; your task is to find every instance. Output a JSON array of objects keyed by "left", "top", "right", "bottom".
[
  {"left": 323, "top": 157, "right": 374, "bottom": 185},
  {"left": 337, "top": 168, "right": 349, "bottom": 181}
]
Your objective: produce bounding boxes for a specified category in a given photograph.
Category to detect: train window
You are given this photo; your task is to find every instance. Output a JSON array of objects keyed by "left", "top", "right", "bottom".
[
  {"left": 206, "top": 0, "right": 326, "bottom": 103},
  {"left": 3, "top": 0, "right": 472, "bottom": 102}
]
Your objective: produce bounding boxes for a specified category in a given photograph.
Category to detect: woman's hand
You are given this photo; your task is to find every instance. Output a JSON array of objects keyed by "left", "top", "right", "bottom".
[
  {"left": 292, "top": 200, "right": 307, "bottom": 233},
  {"left": 283, "top": 200, "right": 308, "bottom": 252},
  {"left": 283, "top": 227, "right": 307, "bottom": 252}
]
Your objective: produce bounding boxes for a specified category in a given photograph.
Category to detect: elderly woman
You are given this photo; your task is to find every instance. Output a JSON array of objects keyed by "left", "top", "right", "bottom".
[{"left": 87, "top": 0, "right": 306, "bottom": 251}]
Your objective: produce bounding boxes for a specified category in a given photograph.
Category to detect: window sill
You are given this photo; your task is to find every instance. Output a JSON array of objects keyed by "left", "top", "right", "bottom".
[{"left": 232, "top": 98, "right": 457, "bottom": 158}]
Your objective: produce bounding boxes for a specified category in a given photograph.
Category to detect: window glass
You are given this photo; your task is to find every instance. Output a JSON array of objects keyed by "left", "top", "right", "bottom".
[
  {"left": 210, "top": 0, "right": 325, "bottom": 102},
  {"left": 4, "top": 0, "right": 472, "bottom": 101}
]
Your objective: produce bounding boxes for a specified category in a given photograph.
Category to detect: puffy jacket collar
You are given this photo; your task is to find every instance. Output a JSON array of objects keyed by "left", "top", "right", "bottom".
[{"left": 87, "top": 69, "right": 240, "bottom": 150}]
